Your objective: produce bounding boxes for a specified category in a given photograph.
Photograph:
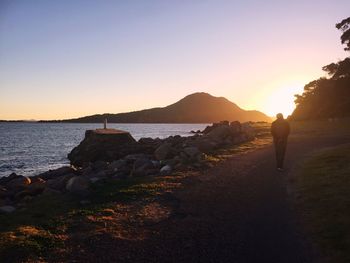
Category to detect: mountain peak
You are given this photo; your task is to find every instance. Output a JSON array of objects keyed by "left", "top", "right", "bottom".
[{"left": 59, "top": 92, "right": 271, "bottom": 123}]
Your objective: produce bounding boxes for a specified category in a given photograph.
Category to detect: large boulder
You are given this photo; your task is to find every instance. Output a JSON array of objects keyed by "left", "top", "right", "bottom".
[
  {"left": 154, "top": 143, "right": 173, "bottom": 160},
  {"left": 207, "top": 125, "right": 232, "bottom": 141},
  {"left": 68, "top": 129, "right": 137, "bottom": 167},
  {"left": 46, "top": 173, "right": 74, "bottom": 191}
]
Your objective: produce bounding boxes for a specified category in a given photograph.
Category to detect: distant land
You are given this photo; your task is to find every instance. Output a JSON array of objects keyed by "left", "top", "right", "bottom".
[{"left": 41, "top": 93, "right": 271, "bottom": 123}]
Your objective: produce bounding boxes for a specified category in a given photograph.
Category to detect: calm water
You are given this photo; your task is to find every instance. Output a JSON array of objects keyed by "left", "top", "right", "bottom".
[{"left": 0, "top": 123, "right": 208, "bottom": 177}]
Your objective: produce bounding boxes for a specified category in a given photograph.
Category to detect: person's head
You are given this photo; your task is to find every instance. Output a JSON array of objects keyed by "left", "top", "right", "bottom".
[{"left": 276, "top": 113, "right": 284, "bottom": 120}]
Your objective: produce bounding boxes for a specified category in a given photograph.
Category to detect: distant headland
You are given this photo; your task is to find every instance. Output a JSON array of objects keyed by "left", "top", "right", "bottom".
[{"left": 39, "top": 92, "right": 271, "bottom": 123}]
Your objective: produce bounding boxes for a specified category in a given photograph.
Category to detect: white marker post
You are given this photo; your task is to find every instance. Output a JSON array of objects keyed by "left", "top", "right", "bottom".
[{"left": 104, "top": 118, "right": 107, "bottom": 129}]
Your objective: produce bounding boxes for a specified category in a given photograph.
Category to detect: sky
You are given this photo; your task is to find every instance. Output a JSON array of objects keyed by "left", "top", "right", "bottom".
[{"left": 0, "top": 0, "right": 349, "bottom": 120}]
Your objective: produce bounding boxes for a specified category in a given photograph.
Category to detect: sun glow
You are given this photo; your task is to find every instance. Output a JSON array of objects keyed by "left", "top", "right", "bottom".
[
  {"left": 248, "top": 79, "right": 307, "bottom": 118},
  {"left": 263, "top": 84, "right": 305, "bottom": 117}
]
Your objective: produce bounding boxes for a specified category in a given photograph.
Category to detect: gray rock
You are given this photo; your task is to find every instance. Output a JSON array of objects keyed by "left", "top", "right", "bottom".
[
  {"left": 160, "top": 165, "right": 172, "bottom": 176},
  {"left": 0, "top": 205, "right": 16, "bottom": 213},
  {"left": 39, "top": 166, "right": 75, "bottom": 180},
  {"left": 109, "top": 159, "right": 128, "bottom": 171},
  {"left": 132, "top": 158, "right": 155, "bottom": 177},
  {"left": 183, "top": 147, "right": 201, "bottom": 159},
  {"left": 230, "top": 121, "right": 241, "bottom": 133},
  {"left": 154, "top": 143, "right": 173, "bottom": 160},
  {"left": 42, "top": 187, "right": 61, "bottom": 195},
  {"left": 207, "top": 125, "right": 232, "bottom": 141},
  {"left": 92, "top": 160, "right": 108, "bottom": 171},
  {"left": 46, "top": 173, "right": 74, "bottom": 191},
  {"left": 66, "top": 176, "right": 90, "bottom": 195}
]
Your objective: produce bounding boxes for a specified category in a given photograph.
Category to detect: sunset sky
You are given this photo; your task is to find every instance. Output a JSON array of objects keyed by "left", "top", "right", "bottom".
[{"left": 0, "top": 0, "right": 349, "bottom": 120}]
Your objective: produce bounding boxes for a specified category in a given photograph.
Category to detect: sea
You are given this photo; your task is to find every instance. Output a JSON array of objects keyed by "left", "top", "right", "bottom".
[{"left": 0, "top": 122, "right": 208, "bottom": 178}]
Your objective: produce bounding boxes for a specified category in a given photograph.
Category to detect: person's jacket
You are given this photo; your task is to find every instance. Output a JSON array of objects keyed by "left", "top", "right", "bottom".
[{"left": 271, "top": 119, "right": 290, "bottom": 140}]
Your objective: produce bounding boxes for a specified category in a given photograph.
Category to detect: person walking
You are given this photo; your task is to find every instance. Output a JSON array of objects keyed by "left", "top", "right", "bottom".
[{"left": 271, "top": 113, "right": 290, "bottom": 171}]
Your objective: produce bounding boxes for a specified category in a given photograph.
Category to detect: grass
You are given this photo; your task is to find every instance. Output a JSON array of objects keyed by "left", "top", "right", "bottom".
[
  {"left": 294, "top": 144, "right": 350, "bottom": 263},
  {"left": 0, "top": 176, "right": 179, "bottom": 262}
]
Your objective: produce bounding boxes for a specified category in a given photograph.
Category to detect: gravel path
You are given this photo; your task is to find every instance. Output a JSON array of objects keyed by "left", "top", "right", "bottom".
[{"left": 71, "top": 132, "right": 350, "bottom": 263}]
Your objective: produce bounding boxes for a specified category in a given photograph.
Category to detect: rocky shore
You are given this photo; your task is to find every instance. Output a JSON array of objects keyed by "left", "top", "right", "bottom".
[{"left": 0, "top": 121, "right": 255, "bottom": 214}]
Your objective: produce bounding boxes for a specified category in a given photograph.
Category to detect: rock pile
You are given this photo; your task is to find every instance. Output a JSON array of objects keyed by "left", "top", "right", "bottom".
[{"left": 0, "top": 121, "right": 255, "bottom": 213}]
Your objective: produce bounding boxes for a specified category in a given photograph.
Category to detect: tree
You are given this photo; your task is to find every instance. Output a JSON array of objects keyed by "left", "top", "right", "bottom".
[{"left": 336, "top": 17, "right": 350, "bottom": 51}]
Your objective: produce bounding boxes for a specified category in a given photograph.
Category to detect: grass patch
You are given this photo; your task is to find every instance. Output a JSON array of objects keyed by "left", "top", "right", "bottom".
[
  {"left": 0, "top": 176, "right": 169, "bottom": 262},
  {"left": 295, "top": 144, "right": 350, "bottom": 263}
]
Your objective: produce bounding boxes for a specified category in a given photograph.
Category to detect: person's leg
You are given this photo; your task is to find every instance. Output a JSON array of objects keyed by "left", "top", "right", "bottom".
[
  {"left": 275, "top": 139, "right": 283, "bottom": 169},
  {"left": 278, "top": 139, "right": 288, "bottom": 169}
]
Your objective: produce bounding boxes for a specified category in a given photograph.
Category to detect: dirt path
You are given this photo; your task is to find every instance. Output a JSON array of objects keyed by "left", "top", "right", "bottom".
[{"left": 71, "top": 132, "right": 350, "bottom": 263}]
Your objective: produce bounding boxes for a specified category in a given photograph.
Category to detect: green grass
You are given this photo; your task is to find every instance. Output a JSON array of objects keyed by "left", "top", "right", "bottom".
[{"left": 295, "top": 144, "right": 350, "bottom": 263}]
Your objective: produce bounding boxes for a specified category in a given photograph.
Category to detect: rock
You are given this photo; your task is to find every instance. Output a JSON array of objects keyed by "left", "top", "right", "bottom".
[
  {"left": 193, "top": 137, "right": 218, "bottom": 153},
  {"left": 66, "top": 176, "right": 90, "bottom": 195},
  {"left": 0, "top": 205, "right": 16, "bottom": 213},
  {"left": 92, "top": 160, "right": 108, "bottom": 171},
  {"left": 0, "top": 173, "right": 21, "bottom": 185},
  {"left": 68, "top": 129, "right": 137, "bottom": 167},
  {"left": 6, "top": 176, "right": 31, "bottom": 191},
  {"left": 241, "top": 123, "right": 255, "bottom": 139},
  {"left": 46, "top": 173, "right": 74, "bottom": 191},
  {"left": 207, "top": 125, "right": 232, "bottom": 141},
  {"left": 183, "top": 147, "right": 201, "bottom": 159},
  {"left": 160, "top": 165, "right": 172, "bottom": 176},
  {"left": 39, "top": 166, "right": 76, "bottom": 180},
  {"left": 42, "top": 187, "right": 61, "bottom": 195},
  {"left": 0, "top": 186, "right": 9, "bottom": 198},
  {"left": 26, "top": 178, "right": 46, "bottom": 195},
  {"left": 132, "top": 158, "right": 155, "bottom": 177},
  {"left": 230, "top": 121, "right": 241, "bottom": 133},
  {"left": 154, "top": 143, "right": 173, "bottom": 160},
  {"left": 109, "top": 159, "right": 128, "bottom": 171}
]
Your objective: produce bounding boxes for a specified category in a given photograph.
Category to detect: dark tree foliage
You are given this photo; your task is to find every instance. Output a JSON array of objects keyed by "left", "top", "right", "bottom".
[
  {"left": 290, "top": 17, "right": 350, "bottom": 120},
  {"left": 336, "top": 17, "right": 350, "bottom": 51}
]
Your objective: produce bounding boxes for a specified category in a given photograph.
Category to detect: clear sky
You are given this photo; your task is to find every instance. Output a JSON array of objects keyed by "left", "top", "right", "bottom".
[{"left": 0, "top": 0, "right": 349, "bottom": 120}]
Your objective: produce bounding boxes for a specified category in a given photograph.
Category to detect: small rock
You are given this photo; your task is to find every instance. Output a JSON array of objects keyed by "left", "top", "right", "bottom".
[
  {"left": 160, "top": 165, "right": 172, "bottom": 176},
  {"left": 66, "top": 176, "right": 90, "bottom": 196},
  {"left": 0, "top": 205, "right": 16, "bottom": 213}
]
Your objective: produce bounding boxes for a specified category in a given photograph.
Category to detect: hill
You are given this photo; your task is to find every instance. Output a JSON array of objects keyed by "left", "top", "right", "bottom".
[{"left": 58, "top": 92, "right": 271, "bottom": 123}]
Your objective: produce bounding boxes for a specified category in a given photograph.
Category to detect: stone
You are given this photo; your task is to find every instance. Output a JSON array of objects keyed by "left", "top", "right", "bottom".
[
  {"left": 68, "top": 129, "right": 137, "bottom": 167},
  {"left": 6, "top": 176, "right": 31, "bottom": 191},
  {"left": 207, "top": 125, "right": 232, "bottom": 141},
  {"left": 0, "top": 186, "right": 9, "bottom": 198},
  {"left": 183, "top": 147, "right": 201, "bottom": 159},
  {"left": 0, "top": 205, "right": 16, "bottom": 213},
  {"left": 66, "top": 176, "right": 90, "bottom": 195},
  {"left": 160, "top": 165, "right": 172, "bottom": 176},
  {"left": 154, "top": 143, "right": 173, "bottom": 160},
  {"left": 42, "top": 188, "right": 61, "bottom": 195},
  {"left": 92, "top": 160, "right": 108, "bottom": 171},
  {"left": 0, "top": 173, "right": 21, "bottom": 185},
  {"left": 26, "top": 178, "right": 46, "bottom": 195},
  {"left": 39, "top": 166, "right": 76, "bottom": 180},
  {"left": 132, "top": 158, "right": 155, "bottom": 177},
  {"left": 109, "top": 159, "right": 128, "bottom": 171},
  {"left": 230, "top": 121, "right": 241, "bottom": 133},
  {"left": 46, "top": 173, "right": 74, "bottom": 191}
]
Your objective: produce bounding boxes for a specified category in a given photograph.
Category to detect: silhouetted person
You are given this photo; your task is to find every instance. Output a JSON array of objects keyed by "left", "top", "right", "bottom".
[{"left": 271, "top": 113, "right": 290, "bottom": 171}]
